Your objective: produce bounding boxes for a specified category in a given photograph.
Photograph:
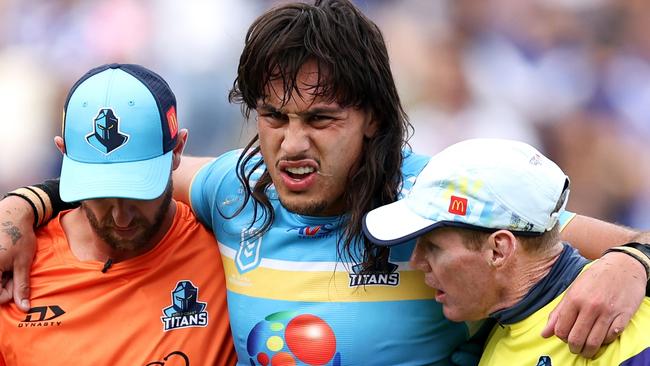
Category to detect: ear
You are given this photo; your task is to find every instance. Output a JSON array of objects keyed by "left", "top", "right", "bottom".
[
  {"left": 171, "top": 129, "right": 188, "bottom": 171},
  {"left": 485, "top": 230, "right": 517, "bottom": 269},
  {"left": 54, "top": 136, "right": 65, "bottom": 155},
  {"left": 363, "top": 112, "right": 378, "bottom": 138}
]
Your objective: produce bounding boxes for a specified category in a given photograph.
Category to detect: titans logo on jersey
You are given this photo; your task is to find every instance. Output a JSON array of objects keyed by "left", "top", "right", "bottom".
[
  {"left": 348, "top": 255, "right": 400, "bottom": 287},
  {"left": 160, "top": 280, "right": 209, "bottom": 331}
]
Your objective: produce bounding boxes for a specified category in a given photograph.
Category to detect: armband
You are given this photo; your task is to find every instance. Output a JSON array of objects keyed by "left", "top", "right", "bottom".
[
  {"left": 603, "top": 242, "right": 650, "bottom": 295},
  {"left": 3, "top": 179, "right": 79, "bottom": 228},
  {"left": 4, "top": 186, "right": 49, "bottom": 228},
  {"left": 32, "top": 178, "right": 79, "bottom": 221}
]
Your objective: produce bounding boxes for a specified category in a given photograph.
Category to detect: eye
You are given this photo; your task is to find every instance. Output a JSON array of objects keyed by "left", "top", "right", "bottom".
[
  {"left": 260, "top": 111, "right": 286, "bottom": 120},
  {"left": 309, "top": 114, "right": 334, "bottom": 127},
  {"left": 417, "top": 238, "right": 438, "bottom": 253},
  {"left": 257, "top": 110, "right": 288, "bottom": 127}
]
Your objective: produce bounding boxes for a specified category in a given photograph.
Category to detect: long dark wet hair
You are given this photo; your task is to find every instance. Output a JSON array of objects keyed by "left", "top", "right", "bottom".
[{"left": 227, "top": 0, "right": 412, "bottom": 270}]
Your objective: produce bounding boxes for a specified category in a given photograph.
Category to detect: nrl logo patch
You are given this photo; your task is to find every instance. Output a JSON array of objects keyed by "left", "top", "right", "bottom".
[{"left": 236, "top": 228, "right": 263, "bottom": 274}]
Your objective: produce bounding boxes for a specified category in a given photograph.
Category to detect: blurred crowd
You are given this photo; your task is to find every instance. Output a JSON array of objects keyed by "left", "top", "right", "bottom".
[{"left": 1, "top": 0, "right": 649, "bottom": 228}]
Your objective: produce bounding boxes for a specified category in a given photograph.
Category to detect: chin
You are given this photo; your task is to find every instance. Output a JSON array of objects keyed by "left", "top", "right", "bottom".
[
  {"left": 279, "top": 196, "right": 329, "bottom": 216},
  {"left": 443, "top": 308, "right": 472, "bottom": 323}
]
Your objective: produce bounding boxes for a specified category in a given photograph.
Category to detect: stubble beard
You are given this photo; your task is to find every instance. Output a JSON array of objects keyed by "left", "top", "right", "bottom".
[
  {"left": 279, "top": 197, "right": 329, "bottom": 216},
  {"left": 82, "top": 182, "right": 173, "bottom": 253}
]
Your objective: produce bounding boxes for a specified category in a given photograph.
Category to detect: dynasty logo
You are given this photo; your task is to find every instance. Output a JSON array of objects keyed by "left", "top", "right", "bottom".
[
  {"left": 160, "top": 281, "right": 209, "bottom": 331},
  {"left": 19, "top": 305, "right": 65, "bottom": 328}
]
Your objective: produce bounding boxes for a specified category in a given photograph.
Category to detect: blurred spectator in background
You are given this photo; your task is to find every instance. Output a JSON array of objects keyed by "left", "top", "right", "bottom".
[{"left": 1, "top": 0, "right": 648, "bottom": 229}]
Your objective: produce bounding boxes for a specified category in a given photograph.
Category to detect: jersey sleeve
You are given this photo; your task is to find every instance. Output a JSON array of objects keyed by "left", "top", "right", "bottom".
[
  {"left": 557, "top": 210, "right": 576, "bottom": 232},
  {"left": 189, "top": 149, "right": 242, "bottom": 229}
]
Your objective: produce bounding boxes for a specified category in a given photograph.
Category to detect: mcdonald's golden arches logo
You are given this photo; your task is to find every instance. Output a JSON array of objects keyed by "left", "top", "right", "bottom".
[
  {"left": 448, "top": 195, "right": 468, "bottom": 216},
  {"left": 166, "top": 106, "right": 178, "bottom": 139}
]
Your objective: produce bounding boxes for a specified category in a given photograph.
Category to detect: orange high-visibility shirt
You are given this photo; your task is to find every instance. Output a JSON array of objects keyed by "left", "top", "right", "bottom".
[{"left": 0, "top": 201, "right": 236, "bottom": 366}]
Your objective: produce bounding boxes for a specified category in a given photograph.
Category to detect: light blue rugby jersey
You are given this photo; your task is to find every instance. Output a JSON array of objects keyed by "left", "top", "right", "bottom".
[{"left": 190, "top": 149, "right": 576, "bottom": 366}]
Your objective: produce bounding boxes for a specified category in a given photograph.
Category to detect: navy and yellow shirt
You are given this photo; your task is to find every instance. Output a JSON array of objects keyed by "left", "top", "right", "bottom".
[{"left": 481, "top": 245, "right": 650, "bottom": 366}]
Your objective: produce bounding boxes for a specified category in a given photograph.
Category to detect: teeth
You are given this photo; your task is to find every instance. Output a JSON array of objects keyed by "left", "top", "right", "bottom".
[{"left": 286, "top": 166, "right": 315, "bottom": 175}]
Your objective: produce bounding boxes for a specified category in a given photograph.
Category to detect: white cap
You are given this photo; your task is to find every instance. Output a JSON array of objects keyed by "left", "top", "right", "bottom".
[{"left": 363, "top": 138, "right": 570, "bottom": 246}]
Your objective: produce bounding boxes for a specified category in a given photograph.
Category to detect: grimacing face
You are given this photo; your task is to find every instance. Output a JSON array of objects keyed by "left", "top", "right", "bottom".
[
  {"left": 256, "top": 60, "right": 377, "bottom": 216},
  {"left": 81, "top": 181, "right": 172, "bottom": 253},
  {"left": 410, "top": 228, "right": 500, "bottom": 321}
]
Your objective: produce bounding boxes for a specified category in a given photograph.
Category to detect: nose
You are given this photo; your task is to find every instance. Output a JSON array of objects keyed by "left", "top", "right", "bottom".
[
  {"left": 410, "top": 243, "right": 432, "bottom": 272},
  {"left": 109, "top": 199, "right": 136, "bottom": 227},
  {"left": 280, "top": 118, "right": 310, "bottom": 156}
]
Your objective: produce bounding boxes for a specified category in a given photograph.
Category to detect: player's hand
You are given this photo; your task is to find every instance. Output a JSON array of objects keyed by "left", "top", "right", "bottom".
[
  {"left": 541, "top": 251, "right": 646, "bottom": 358},
  {"left": 0, "top": 195, "right": 37, "bottom": 312}
]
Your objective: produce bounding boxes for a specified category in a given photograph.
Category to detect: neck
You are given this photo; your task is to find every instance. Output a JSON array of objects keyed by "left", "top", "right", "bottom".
[
  {"left": 493, "top": 243, "right": 564, "bottom": 312},
  {"left": 61, "top": 200, "right": 177, "bottom": 263}
]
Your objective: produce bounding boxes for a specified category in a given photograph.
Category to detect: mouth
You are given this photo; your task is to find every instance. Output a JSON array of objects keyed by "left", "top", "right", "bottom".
[
  {"left": 277, "top": 160, "right": 319, "bottom": 191},
  {"left": 284, "top": 166, "right": 316, "bottom": 179},
  {"left": 434, "top": 288, "right": 446, "bottom": 302},
  {"left": 110, "top": 225, "right": 141, "bottom": 238}
]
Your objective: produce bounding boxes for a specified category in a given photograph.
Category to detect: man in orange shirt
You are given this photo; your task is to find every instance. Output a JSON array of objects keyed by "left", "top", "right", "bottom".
[{"left": 0, "top": 64, "right": 236, "bottom": 365}]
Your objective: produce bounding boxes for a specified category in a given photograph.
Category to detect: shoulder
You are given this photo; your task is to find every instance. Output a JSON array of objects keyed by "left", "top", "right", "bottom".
[
  {"left": 402, "top": 149, "right": 431, "bottom": 174},
  {"left": 399, "top": 150, "right": 431, "bottom": 197}
]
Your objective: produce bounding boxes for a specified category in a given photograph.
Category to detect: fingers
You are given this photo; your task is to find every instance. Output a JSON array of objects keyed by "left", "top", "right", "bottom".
[
  {"left": 573, "top": 312, "right": 613, "bottom": 358},
  {"left": 12, "top": 254, "right": 33, "bottom": 312},
  {"left": 550, "top": 301, "right": 579, "bottom": 344},
  {"left": 546, "top": 296, "right": 631, "bottom": 358},
  {"left": 541, "top": 305, "right": 560, "bottom": 338},
  {"left": 0, "top": 272, "right": 12, "bottom": 304},
  {"left": 603, "top": 313, "right": 631, "bottom": 344}
]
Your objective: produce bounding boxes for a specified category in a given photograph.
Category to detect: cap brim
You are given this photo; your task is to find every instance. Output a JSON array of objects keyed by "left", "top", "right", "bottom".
[
  {"left": 362, "top": 199, "right": 440, "bottom": 246},
  {"left": 60, "top": 152, "right": 173, "bottom": 202}
]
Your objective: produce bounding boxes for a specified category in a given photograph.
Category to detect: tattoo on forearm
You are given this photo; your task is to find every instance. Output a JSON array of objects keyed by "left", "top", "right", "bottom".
[{"left": 1, "top": 221, "right": 21, "bottom": 246}]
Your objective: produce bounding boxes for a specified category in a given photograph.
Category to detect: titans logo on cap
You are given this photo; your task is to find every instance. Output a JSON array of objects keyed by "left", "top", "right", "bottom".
[{"left": 85, "top": 108, "right": 129, "bottom": 154}]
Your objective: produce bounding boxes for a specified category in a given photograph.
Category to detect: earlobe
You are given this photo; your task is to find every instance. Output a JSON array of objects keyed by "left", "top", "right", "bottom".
[
  {"left": 54, "top": 136, "right": 66, "bottom": 155},
  {"left": 171, "top": 129, "right": 188, "bottom": 170},
  {"left": 364, "top": 115, "right": 379, "bottom": 138}
]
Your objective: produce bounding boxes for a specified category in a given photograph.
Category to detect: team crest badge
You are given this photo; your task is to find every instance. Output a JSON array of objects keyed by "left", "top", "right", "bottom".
[
  {"left": 536, "top": 356, "right": 552, "bottom": 366},
  {"left": 160, "top": 280, "right": 209, "bottom": 331},
  {"left": 85, "top": 108, "right": 129, "bottom": 154},
  {"left": 349, "top": 251, "right": 400, "bottom": 287}
]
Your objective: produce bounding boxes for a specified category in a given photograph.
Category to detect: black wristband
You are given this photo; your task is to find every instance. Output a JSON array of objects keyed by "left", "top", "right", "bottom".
[
  {"left": 603, "top": 242, "right": 650, "bottom": 296},
  {"left": 3, "top": 192, "right": 39, "bottom": 228},
  {"left": 33, "top": 178, "right": 80, "bottom": 219},
  {"left": 622, "top": 242, "right": 650, "bottom": 296}
]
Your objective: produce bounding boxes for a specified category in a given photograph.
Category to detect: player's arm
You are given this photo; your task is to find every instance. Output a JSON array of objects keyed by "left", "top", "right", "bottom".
[
  {"left": 544, "top": 214, "right": 650, "bottom": 358},
  {"left": 172, "top": 156, "right": 214, "bottom": 206},
  {"left": 0, "top": 185, "right": 58, "bottom": 311},
  {"left": 0, "top": 178, "right": 83, "bottom": 310},
  {"left": 560, "top": 214, "right": 638, "bottom": 259}
]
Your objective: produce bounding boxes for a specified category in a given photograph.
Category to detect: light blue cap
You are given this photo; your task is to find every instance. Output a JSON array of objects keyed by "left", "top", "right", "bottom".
[{"left": 60, "top": 64, "right": 178, "bottom": 202}]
